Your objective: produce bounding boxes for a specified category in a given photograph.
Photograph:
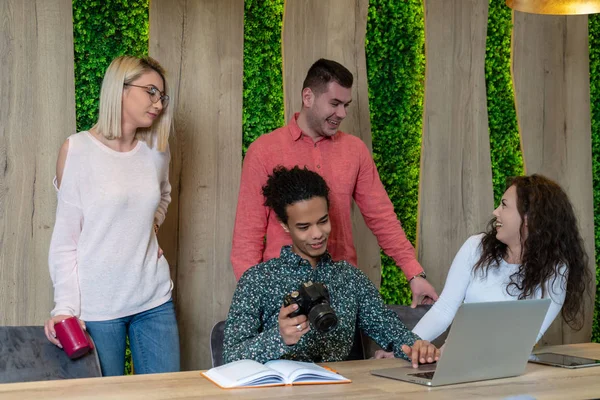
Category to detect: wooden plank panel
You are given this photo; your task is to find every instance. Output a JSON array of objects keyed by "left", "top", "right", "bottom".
[
  {"left": 149, "top": 0, "right": 184, "bottom": 300},
  {"left": 512, "top": 12, "right": 595, "bottom": 345},
  {"left": 150, "top": 0, "right": 243, "bottom": 370},
  {"left": 0, "top": 0, "right": 75, "bottom": 325},
  {"left": 282, "top": 0, "right": 382, "bottom": 286},
  {"left": 418, "top": 0, "right": 494, "bottom": 292}
]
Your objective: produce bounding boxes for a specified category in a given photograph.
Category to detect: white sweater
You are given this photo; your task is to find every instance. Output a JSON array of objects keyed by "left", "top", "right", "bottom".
[
  {"left": 48, "top": 131, "right": 173, "bottom": 321},
  {"left": 413, "top": 234, "right": 566, "bottom": 343}
]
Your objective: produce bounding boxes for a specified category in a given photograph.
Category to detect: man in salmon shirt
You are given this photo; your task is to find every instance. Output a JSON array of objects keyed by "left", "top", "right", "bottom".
[{"left": 231, "top": 58, "right": 438, "bottom": 307}]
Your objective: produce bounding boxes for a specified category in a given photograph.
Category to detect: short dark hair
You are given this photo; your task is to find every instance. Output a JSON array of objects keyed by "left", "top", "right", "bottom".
[
  {"left": 262, "top": 166, "right": 330, "bottom": 224},
  {"left": 302, "top": 58, "right": 353, "bottom": 95}
]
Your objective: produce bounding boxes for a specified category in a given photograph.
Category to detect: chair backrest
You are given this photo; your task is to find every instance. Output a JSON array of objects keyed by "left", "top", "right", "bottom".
[
  {"left": 210, "top": 320, "right": 226, "bottom": 367},
  {"left": 346, "top": 322, "right": 365, "bottom": 361},
  {"left": 361, "top": 304, "right": 449, "bottom": 358},
  {"left": 386, "top": 304, "right": 430, "bottom": 328},
  {"left": 0, "top": 326, "right": 101, "bottom": 383}
]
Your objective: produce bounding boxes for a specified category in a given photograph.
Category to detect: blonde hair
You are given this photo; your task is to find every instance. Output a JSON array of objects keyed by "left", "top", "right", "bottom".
[{"left": 93, "top": 56, "right": 172, "bottom": 152}]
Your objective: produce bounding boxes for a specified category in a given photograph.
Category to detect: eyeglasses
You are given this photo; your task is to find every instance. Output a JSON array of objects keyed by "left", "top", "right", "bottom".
[{"left": 124, "top": 84, "right": 170, "bottom": 107}]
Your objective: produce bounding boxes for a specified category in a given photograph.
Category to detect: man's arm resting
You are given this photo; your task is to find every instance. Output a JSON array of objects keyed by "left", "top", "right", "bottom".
[{"left": 351, "top": 145, "right": 431, "bottom": 282}]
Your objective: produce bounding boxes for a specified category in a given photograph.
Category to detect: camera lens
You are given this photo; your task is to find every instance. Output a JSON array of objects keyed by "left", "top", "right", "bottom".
[{"left": 308, "top": 304, "right": 338, "bottom": 333}]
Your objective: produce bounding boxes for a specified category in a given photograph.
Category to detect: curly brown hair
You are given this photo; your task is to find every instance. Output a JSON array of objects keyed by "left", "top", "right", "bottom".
[{"left": 474, "top": 174, "right": 591, "bottom": 329}]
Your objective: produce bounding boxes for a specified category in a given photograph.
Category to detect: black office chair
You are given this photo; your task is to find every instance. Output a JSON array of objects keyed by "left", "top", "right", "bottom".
[
  {"left": 210, "top": 320, "right": 226, "bottom": 367},
  {"left": 0, "top": 326, "right": 101, "bottom": 383},
  {"left": 360, "top": 304, "right": 449, "bottom": 358}
]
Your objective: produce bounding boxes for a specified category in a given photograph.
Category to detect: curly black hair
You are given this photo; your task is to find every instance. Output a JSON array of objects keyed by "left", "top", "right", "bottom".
[
  {"left": 262, "top": 166, "right": 330, "bottom": 224},
  {"left": 474, "top": 174, "right": 591, "bottom": 330}
]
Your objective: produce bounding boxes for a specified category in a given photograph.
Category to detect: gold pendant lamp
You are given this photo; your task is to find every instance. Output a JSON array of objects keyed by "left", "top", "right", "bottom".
[{"left": 506, "top": 0, "right": 600, "bottom": 14}]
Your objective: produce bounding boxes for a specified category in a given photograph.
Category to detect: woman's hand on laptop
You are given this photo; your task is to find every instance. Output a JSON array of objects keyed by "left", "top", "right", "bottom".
[{"left": 402, "top": 340, "right": 440, "bottom": 368}]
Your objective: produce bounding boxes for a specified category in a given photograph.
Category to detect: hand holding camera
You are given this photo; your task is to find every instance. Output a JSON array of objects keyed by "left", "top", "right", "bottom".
[
  {"left": 280, "top": 281, "right": 338, "bottom": 345},
  {"left": 278, "top": 303, "right": 310, "bottom": 346}
]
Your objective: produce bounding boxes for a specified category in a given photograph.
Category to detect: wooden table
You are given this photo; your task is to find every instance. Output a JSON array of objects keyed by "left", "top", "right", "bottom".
[{"left": 0, "top": 343, "right": 599, "bottom": 399}]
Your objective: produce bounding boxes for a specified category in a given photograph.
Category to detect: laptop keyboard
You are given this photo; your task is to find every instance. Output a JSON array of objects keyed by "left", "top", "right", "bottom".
[{"left": 409, "top": 371, "right": 436, "bottom": 380}]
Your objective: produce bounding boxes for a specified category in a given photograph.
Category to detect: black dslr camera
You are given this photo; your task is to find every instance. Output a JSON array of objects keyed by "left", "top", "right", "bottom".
[{"left": 283, "top": 281, "right": 338, "bottom": 333}]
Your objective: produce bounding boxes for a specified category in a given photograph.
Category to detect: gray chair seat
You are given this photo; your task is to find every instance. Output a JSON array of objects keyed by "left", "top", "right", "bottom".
[{"left": 0, "top": 326, "right": 101, "bottom": 383}]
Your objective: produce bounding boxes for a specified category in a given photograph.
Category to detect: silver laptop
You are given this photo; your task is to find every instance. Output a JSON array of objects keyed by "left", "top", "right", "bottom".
[{"left": 371, "top": 299, "right": 551, "bottom": 386}]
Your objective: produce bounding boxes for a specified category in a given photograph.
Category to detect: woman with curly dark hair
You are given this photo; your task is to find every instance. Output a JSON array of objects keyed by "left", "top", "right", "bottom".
[{"left": 412, "top": 174, "right": 591, "bottom": 343}]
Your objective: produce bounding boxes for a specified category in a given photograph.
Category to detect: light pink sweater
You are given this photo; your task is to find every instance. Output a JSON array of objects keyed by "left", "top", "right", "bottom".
[{"left": 48, "top": 131, "right": 172, "bottom": 321}]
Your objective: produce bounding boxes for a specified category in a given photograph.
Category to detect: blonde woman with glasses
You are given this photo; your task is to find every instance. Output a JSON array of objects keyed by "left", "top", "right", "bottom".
[{"left": 44, "top": 56, "right": 179, "bottom": 376}]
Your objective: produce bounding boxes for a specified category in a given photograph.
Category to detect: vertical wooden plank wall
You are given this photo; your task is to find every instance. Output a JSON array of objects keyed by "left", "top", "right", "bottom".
[
  {"left": 418, "top": 0, "right": 494, "bottom": 292},
  {"left": 2, "top": 0, "right": 596, "bottom": 369},
  {"left": 150, "top": 0, "right": 243, "bottom": 370},
  {"left": 512, "top": 12, "right": 595, "bottom": 345},
  {"left": 0, "top": 0, "right": 75, "bottom": 325},
  {"left": 149, "top": 0, "right": 184, "bottom": 300},
  {"left": 282, "top": 0, "right": 383, "bottom": 286}
]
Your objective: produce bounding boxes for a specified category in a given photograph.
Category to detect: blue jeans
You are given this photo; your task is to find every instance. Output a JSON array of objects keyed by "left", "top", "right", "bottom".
[{"left": 85, "top": 300, "right": 180, "bottom": 376}]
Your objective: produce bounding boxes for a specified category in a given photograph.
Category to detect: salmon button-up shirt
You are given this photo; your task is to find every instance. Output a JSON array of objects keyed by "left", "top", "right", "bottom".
[{"left": 230, "top": 113, "right": 423, "bottom": 281}]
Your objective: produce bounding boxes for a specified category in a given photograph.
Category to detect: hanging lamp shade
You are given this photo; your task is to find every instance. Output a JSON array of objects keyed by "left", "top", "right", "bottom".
[{"left": 506, "top": 0, "right": 600, "bottom": 14}]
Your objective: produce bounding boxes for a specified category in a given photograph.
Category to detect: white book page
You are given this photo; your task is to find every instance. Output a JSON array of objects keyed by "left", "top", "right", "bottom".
[
  {"left": 204, "top": 360, "right": 284, "bottom": 388},
  {"left": 265, "top": 360, "right": 348, "bottom": 383}
]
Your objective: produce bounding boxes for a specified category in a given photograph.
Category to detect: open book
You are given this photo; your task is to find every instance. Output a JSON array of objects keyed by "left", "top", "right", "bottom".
[{"left": 201, "top": 359, "right": 351, "bottom": 389}]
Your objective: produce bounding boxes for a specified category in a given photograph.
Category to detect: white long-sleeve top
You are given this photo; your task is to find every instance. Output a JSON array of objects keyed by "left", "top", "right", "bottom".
[
  {"left": 48, "top": 131, "right": 173, "bottom": 321},
  {"left": 413, "top": 234, "right": 566, "bottom": 343}
]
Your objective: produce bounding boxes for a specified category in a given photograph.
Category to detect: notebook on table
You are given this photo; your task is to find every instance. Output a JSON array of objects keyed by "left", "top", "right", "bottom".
[
  {"left": 371, "top": 299, "right": 551, "bottom": 387},
  {"left": 202, "top": 359, "right": 351, "bottom": 389}
]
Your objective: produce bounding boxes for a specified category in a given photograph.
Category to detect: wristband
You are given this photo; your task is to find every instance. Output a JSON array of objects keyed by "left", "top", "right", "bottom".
[{"left": 408, "top": 271, "right": 427, "bottom": 283}]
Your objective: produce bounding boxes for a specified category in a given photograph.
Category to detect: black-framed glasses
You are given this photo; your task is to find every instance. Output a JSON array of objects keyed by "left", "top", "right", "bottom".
[{"left": 124, "top": 84, "right": 170, "bottom": 107}]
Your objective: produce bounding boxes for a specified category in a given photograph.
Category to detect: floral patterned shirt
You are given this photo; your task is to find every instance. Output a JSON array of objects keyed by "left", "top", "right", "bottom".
[{"left": 223, "top": 246, "right": 420, "bottom": 364}]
